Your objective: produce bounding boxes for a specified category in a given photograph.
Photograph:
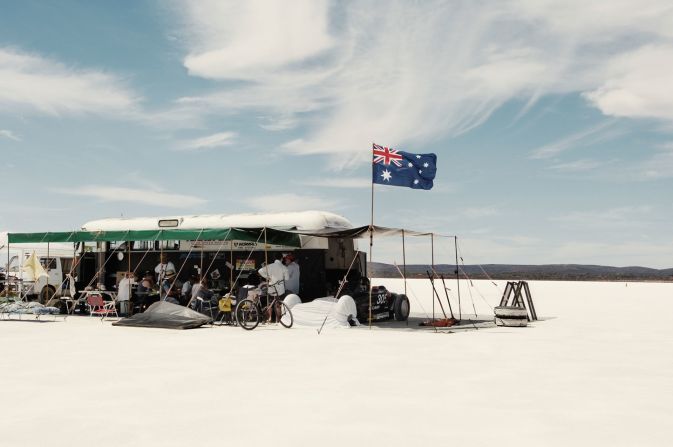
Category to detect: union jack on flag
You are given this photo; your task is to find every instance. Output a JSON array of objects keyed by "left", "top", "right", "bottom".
[
  {"left": 373, "top": 143, "right": 403, "bottom": 167},
  {"left": 372, "top": 143, "right": 437, "bottom": 190}
]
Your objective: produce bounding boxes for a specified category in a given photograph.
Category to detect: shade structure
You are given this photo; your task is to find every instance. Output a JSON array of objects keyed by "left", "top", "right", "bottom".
[
  {"left": 292, "top": 225, "right": 453, "bottom": 239},
  {"left": 7, "top": 228, "right": 300, "bottom": 247}
]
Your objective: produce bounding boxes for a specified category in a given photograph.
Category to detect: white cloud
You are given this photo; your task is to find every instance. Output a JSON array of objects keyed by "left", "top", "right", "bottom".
[
  {"left": 53, "top": 185, "right": 207, "bottom": 208},
  {"left": 0, "top": 48, "right": 140, "bottom": 116},
  {"left": 179, "top": 0, "right": 334, "bottom": 80},
  {"left": 0, "top": 129, "right": 20, "bottom": 141},
  {"left": 170, "top": 1, "right": 673, "bottom": 166},
  {"left": 584, "top": 45, "right": 673, "bottom": 122},
  {"left": 246, "top": 193, "right": 338, "bottom": 212},
  {"left": 177, "top": 131, "right": 236, "bottom": 151}
]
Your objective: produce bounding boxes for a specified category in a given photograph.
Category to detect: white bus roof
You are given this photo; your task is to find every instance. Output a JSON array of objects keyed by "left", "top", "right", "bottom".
[{"left": 81, "top": 210, "right": 353, "bottom": 232}]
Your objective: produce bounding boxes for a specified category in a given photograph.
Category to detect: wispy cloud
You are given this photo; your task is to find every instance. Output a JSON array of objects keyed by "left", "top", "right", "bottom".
[
  {"left": 168, "top": 1, "right": 673, "bottom": 167},
  {"left": 246, "top": 193, "right": 338, "bottom": 212},
  {"left": 0, "top": 129, "right": 20, "bottom": 141},
  {"left": 0, "top": 47, "right": 140, "bottom": 117},
  {"left": 53, "top": 185, "right": 207, "bottom": 208},
  {"left": 631, "top": 142, "right": 673, "bottom": 180},
  {"left": 462, "top": 207, "right": 499, "bottom": 219},
  {"left": 549, "top": 206, "right": 652, "bottom": 230},
  {"left": 528, "top": 121, "right": 617, "bottom": 159},
  {"left": 177, "top": 131, "right": 236, "bottom": 151},
  {"left": 548, "top": 158, "right": 615, "bottom": 172},
  {"left": 297, "top": 177, "right": 371, "bottom": 189}
]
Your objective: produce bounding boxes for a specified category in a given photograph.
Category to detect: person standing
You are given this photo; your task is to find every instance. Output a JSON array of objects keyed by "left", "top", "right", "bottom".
[
  {"left": 258, "top": 253, "right": 289, "bottom": 323},
  {"left": 154, "top": 253, "right": 175, "bottom": 286},
  {"left": 284, "top": 253, "right": 300, "bottom": 295},
  {"left": 117, "top": 272, "right": 134, "bottom": 316},
  {"left": 258, "top": 253, "right": 289, "bottom": 297}
]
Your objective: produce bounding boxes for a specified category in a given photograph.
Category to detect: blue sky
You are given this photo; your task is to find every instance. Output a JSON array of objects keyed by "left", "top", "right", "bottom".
[{"left": 1, "top": 0, "right": 673, "bottom": 267}]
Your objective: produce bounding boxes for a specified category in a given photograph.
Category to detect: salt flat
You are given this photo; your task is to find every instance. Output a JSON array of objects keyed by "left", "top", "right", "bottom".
[{"left": 1, "top": 279, "right": 672, "bottom": 447}]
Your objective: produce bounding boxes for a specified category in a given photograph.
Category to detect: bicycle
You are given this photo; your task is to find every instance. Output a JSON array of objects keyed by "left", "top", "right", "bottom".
[{"left": 234, "top": 281, "right": 293, "bottom": 330}]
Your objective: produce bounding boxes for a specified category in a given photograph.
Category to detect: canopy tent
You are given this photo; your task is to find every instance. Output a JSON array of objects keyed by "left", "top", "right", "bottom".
[
  {"left": 290, "top": 225, "right": 453, "bottom": 239},
  {"left": 6, "top": 227, "right": 300, "bottom": 247}
]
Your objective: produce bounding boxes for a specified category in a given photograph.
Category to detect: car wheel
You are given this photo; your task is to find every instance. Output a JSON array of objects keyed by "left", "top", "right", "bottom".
[
  {"left": 39, "top": 286, "right": 56, "bottom": 305},
  {"left": 393, "top": 294, "right": 410, "bottom": 321}
]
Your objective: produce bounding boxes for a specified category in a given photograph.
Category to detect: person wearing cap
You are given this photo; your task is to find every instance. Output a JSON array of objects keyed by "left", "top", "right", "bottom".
[
  {"left": 155, "top": 253, "right": 175, "bottom": 285},
  {"left": 284, "top": 253, "right": 300, "bottom": 295}
]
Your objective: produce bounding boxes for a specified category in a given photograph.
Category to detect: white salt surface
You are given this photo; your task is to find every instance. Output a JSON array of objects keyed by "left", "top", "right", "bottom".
[{"left": 2, "top": 279, "right": 672, "bottom": 447}]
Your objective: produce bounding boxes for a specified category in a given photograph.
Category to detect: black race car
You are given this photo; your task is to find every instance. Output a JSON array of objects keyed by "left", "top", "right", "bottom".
[{"left": 346, "top": 282, "right": 410, "bottom": 323}]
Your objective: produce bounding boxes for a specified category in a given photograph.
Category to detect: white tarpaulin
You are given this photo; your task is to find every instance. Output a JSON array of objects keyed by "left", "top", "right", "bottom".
[{"left": 283, "top": 295, "right": 359, "bottom": 328}]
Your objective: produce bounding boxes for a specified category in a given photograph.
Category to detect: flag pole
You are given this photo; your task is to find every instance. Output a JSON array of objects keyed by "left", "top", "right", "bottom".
[{"left": 368, "top": 143, "right": 374, "bottom": 329}]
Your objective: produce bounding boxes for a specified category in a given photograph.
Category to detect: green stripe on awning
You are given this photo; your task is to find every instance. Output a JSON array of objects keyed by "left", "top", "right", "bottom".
[{"left": 7, "top": 228, "right": 300, "bottom": 247}]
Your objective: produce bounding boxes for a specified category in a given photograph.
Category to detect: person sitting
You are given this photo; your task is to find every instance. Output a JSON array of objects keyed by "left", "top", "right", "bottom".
[
  {"left": 217, "top": 293, "right": 234, "bottom": 324},
  {"left": 194, "top": 279, "right": 215, "bottom": 314},
  {"left": 181, "top": 275, "right": 196, "bottom": 306}
]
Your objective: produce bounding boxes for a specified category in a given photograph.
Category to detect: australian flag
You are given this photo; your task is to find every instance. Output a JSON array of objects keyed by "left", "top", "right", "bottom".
[{"left": 372, "top": 143, "right": 437, "bottom": 190}]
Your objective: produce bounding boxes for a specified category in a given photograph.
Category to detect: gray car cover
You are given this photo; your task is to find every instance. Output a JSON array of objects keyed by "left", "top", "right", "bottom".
[{"left": 113, "top": 301, "right": 212, "bottom": 329}]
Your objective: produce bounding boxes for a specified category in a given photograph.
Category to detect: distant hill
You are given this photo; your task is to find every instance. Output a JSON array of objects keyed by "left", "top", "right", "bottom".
[{"left": 369, "top": 262, "right": 673, "bottom": 281}]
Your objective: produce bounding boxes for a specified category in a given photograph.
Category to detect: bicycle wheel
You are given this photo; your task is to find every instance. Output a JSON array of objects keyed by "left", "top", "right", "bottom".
[
  {"left": 278, "top": 301, "right": 293, "bottom": 329},
  {"left": 235, "top": 299, "right": 260, "bottom": 330}
]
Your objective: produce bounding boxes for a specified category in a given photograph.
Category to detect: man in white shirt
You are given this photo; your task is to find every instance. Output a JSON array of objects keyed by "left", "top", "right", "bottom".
[
  {"left": 258, "top": 253, "right": 289, "bottom": 323},
  {"left": 117, "top": 272, "right": 134, "bottom": 316},
  {"left": 154, "top": 254, "right": 175, "bottom": 285},
  {"left": 258, "top": 253, "right": 289, "bottom": 296},
  {"left": 284, "top": 253, "right": 300, "bottom": 295}
]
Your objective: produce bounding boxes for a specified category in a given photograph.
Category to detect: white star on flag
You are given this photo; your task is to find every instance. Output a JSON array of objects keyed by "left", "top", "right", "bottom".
[
  {"left": 407, "top": 162, "right": 413, "bottom": 167},
  {"left": 416, "top": 155, "right": 421, "bottom": 159},
  {"left": 413, "top": 179, "right": 419, "bottom": 184},
  {"left": 423, "top": 162, "right": 429, "bottom": 168},
  {"left": 419, "top": 170, "right": 423, "bottom": 174},
  {"left": 381, "top": 169, "right": 392, "bottom": 181}
]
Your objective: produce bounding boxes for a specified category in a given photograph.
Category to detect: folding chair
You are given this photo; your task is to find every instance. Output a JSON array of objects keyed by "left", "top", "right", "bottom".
[{"left": 86, "top": 294, "right": 118, "bottom": 320}]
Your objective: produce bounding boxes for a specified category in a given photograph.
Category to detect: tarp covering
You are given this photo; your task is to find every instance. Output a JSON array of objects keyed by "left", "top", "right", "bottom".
[
  {"left": 292, "top": 225, "right": 452, "bottom": 239},
  {"left": 7, "top": 227, "right": 300, "bottom": 247},
  {"left": 112, "top": 301, "right": 212, "bottom": 329},
  {"left": 283, "top": 296, "right": 359, "bottom": 328}
]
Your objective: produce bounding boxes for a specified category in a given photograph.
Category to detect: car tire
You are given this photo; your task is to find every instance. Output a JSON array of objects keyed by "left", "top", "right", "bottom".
[
  {"left": 39, "top": 286, "right": 56, "bottom": 304},
  {"left": 393, "top": 294, "right": 410, "bottom": 321}
]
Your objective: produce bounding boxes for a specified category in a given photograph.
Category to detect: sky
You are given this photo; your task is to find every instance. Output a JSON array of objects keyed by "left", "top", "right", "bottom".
[{"left": 1, "top": 0, "right": 673, "bottom": 268}]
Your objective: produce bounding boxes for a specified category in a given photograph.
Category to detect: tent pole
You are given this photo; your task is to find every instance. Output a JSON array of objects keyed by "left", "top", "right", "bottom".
[
  {"left": 402, "top": 229, "right": 408, "bottom": 326},
  {"left": 263, "top": 227, "right": 268, "bottom": 268},
  {"left": 402, "top": 230, "right": 407, "bottom": 295},
  {"left": 431, "top": 233, "right": 435, "bottom": 322},
  {"left": 369, "top": 145, "right": 374, "bottom": 329},
  {"left": 6, "top": 239, "right": 9, "bottom": 297},
  {"left": 229, "top": 240, "right": 233, "bottom": 291},
  {"left": 46, "top": 242, "right": 50, "bottom": 303},
  {"left": 199, "top": 232, "right": 204, "bottom": 281},
  {"left": 455, "top": 235, "right": 461, "bottom": 322}
]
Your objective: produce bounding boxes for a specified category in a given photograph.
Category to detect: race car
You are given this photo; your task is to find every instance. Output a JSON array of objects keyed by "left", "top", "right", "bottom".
[{"left": 348, "top": 283, "right": 410, "bottom": 323}]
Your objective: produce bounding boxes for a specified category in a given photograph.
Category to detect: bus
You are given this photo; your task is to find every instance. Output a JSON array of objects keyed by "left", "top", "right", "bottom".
[{"left": 79, "top": 210, "right": 409, "bottom": 321}]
